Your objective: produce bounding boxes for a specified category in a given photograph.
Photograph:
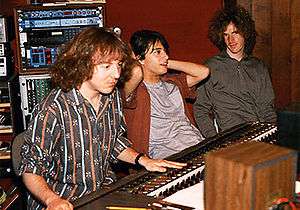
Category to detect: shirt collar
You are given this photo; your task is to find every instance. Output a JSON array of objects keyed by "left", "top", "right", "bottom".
[
  {"left": 63, "top": 88, "right": 116, "bottom": 107},
  {"left": 220, "top": 50, "right": 251, "bottom": 61},
  {"left": 63, "top": 88, "right": 85, "bottom": 106}
]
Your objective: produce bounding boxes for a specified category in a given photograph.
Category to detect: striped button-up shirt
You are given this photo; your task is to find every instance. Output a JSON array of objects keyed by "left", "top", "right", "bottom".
[{"left": 19, "top": 88, "right": 131, "bottom": 210}]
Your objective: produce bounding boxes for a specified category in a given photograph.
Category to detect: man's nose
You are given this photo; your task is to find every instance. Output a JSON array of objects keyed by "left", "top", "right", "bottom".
[
  {"left": 228, "top": 35, "right": 234, "bottom": 42},
  {"left": 162, "top": 51, "right": 169, "bottom": 59},
  {"left": 111, "top": 64, "right": 121, "bottom": 79}
]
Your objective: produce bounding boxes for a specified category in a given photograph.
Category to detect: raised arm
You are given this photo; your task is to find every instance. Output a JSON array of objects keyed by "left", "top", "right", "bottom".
[
  {"left": 168, "top": 60, "right": 210, "bottom": 87},
  {"left": 122, "top": 63, "right": 143, "bottom": 99},
  {"left": 22, "top": 173, "right": 73, "bottom": 210}
]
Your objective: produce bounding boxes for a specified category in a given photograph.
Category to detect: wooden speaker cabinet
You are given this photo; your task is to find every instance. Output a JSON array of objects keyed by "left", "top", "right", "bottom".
[{"left": 205, "top": 141, "right": 297, "bottom": 210}]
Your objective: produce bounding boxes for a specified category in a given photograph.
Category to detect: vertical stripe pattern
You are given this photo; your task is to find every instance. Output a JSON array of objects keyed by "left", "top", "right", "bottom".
[{"left": 19, "top": 88, "right": 131, "bottom": 210}]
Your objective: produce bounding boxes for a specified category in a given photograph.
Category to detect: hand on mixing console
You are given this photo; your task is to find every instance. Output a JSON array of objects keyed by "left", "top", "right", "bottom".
[{"left": 140, "top": 157, "right": 187, "bottom": 172}]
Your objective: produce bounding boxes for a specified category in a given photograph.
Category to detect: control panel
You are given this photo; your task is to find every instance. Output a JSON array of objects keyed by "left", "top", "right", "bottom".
[
  {"left": 14, "top": 4, "right": 105, "bottom": 73},
  {"left": 19, "top": 74, "right": 52, "bottom": 128}
]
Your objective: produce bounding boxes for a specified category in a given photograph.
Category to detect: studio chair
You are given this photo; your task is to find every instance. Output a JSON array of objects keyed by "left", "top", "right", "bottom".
[
  {"left": 0, "top": 132, "right": 26, "bottom": 210},
  {"left": 11, "top": 132, "right": 25, "bottom": 176}
]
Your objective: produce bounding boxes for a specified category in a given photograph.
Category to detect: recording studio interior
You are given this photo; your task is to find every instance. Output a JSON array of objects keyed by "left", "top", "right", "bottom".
[{"left": 0, "top": 0, "right": 300, "bottom": 209}]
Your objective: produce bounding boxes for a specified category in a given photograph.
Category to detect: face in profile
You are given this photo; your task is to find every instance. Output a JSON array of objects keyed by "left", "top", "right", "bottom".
[{"left": 141, "top": 41, "right": 169, "bottom": 76}]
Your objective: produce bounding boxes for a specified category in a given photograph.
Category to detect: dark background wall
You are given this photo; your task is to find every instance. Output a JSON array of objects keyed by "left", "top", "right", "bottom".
[
  {"left": 0, "top": 0, "right": 222, "bottom": 68},
  {"left": 0, "top": 0, "right": 222, "bottom": 112},
  {"left": 105, "top": 0, "right": 222, "bottom": 63},
  {"left": 1, "top": 0, "right": 299, "bottom": 108}
]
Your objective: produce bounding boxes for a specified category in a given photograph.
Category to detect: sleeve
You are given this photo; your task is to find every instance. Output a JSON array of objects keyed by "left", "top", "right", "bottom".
[
  {"left": 110, "top": 133, "right": 132, "bottom": 163},
  {"left": 256, "top": 62, "right": 277, "bottom": 123},
  {"left": 193, "top": 79, "right": 218, "bottom": 138},
  {"left": 121, "top": 88, "right": 138, "bottom": 109},
  {"left": 166, "top": 72, "right": 196, "bottom": 100},
  {"left": 110, "top": 91, "right": 132, "bottom": 162},
  {"left": 119, "top": 85, "right": 137, "bottom": 109},
  {"left": 18, "top": 106, "right": 61, "bottom": 177}
]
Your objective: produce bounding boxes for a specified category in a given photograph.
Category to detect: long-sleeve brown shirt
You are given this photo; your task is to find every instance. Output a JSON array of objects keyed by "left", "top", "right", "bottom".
[{"left": 124, "top": 72, "right": 198, "bottom": 155}]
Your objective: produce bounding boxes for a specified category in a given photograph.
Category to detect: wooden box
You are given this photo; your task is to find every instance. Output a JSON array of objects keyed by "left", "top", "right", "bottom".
[{"left": 205, "top": 141, "right": 297, "bottom": 210}]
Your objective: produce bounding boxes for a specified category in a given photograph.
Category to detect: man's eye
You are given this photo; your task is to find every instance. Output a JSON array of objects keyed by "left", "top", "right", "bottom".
[
  {"left": 153, "top": 50, "right": 161, "bottom": 55},
  {"left": 118, "top": 62, "right": 123, "bottom": 67}
]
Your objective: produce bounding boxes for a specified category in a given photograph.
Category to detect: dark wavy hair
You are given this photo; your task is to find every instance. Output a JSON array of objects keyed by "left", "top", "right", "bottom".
[
  {"left": 51, "top": 27, "right": 132, "bottom": 91},
  {"left": 208, "top": 5, "right": 256, "bottom": 55},
  {"left": 130, "top": 30, "right": 169, "bottom": 60}
]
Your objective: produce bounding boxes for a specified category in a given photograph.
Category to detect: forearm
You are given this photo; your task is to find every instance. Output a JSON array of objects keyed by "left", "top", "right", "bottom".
[
  {"left": 257, "top": 98, "right": 277, "bottom": 123},
  {"left": 123, "top": 65, "right": 143, "bottom": 99},
  {"left": 117, "top": 147, "right": 139, "bottom": 164},
  {"left": 258, "top": 66, "right": 277, "bottom": 123},
  {"left": 117, "top": 147, "right": 161, "bottom": 171},
  {"left": 193, "top": 85, "right": 217, "bottom": 137},
  {"left": 168, "top": 60, "right": 209, "bottom": 77},
  {"left": 22, "top": 173, "right": 61, "bottom": 206},
  {"left": 197, "top": 119, "right": 217, "bottom": 138},
  {"left": 193, "top": 103, "right": 217, "bottom": 138},
  {"left": 260, "top": 106, "right": 277, "bottom": 123},
  {"left": 117, "top": 147, "right": 186, "bottom": 172},
  {"left": 168, "top": 60, "right": 209, "bottom": 87}
]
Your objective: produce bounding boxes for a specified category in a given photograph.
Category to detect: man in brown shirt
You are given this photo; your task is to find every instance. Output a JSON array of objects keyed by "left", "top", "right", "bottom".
[{"left": 123, "top": 30, "right": 209, "bottom": 159}]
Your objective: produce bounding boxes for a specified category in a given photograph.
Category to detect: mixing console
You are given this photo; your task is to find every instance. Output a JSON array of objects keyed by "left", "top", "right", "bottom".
[
  {"left": 117, "top": 122, "right": 277, "bottom": 198},
  {"left": 73, "top": 122, "right": 278, "bottom": 209}
]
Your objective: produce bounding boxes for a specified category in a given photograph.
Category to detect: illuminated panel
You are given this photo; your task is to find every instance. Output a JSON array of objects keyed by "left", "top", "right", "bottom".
[
  {"left": 29, "top": 47, "right": 57, "bottom": 67},
  {"left": 14, "top": 5, "right": 105, "bottom": 73}
]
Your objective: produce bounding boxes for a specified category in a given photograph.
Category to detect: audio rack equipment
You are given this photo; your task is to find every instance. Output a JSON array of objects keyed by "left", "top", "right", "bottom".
[
  {"left": 0, "top": 76, "right": 23, "bottom": 135},
  {"left": 0, "top": 56, "right": 8, "bottom": 77},
  {"left": 73, "top": 122, "right": 278, "bottom": 209},
  {"left": 0, "top": 43, "right": 10, "bottom": 57},
  {"left": 19, "top": 74, "right": 52, "bottom": 128},
  {"left": 0, "top": 16, "right": 8, "bottom": 43},
  {"left": 13, "top": 4, "right": 105, "bottom": 74},
  {"left": 0, "top": 16, "right": 13, "bottom": 80},
  {"left": 0, "top": 55, "right": 13, "bottom": 79},
  {"left": 0, "top": 82, "right": 10, "bottom": 104}
]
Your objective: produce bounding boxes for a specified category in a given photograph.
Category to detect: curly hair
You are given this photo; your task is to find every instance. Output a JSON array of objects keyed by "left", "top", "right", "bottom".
[
  {"left": 208, "top": 5, "right": 256, "bottom": 55},
  {"left": 50, "top": 27, "right": 132, "bottom": 92}
]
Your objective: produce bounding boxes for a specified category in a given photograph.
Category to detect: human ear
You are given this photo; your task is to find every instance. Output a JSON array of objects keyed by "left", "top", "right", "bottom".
[
  {"left": 138, "top": 59, "right": 145, "bottom": 65},
  {"left": 133, "top": 54, "right": 144, "bottom": 65}
]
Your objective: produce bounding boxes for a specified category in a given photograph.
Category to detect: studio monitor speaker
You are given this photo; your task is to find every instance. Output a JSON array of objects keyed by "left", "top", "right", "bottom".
[{"left": 205, "top": 141, "right": 297, "bottom": 210}]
